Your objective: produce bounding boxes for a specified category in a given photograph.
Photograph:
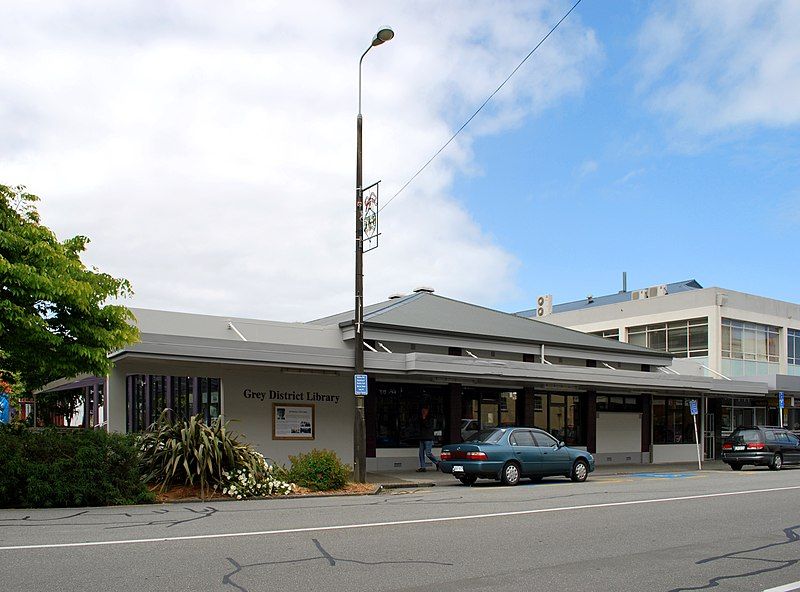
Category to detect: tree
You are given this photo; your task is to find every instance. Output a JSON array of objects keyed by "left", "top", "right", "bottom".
[{"left": 0, "top": 184, "right": 139, "bottom": 394}]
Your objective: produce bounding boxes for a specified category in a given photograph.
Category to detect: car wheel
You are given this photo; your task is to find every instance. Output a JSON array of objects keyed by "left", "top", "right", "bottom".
[
  {"left": 729, "top": 463, "right": 742, "bottom": 471},
  {"left": 458, "top": 475, "right": 478, "bottom": 486},
  {"left": 769, "top": 453, "right": 783, "bottom": 471},
  {"left": 570, "top": 459, "right": 589, "bottom": 482},
  {"left": 501, "top": 462, "right": 521, "bottom": 486}
]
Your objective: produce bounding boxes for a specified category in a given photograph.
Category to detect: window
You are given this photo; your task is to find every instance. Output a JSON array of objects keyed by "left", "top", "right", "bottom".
[
  {"left": 535, "top": 393, "right": 584, "bottom": 445},
  {"left": 126, "top": 375, "right": 221, "bottom": 432},
  {"left": 721, "top": 319, "right": 779, "bottom": 363},
  {"left": 652, "top": 397, "right": 696, "bottom": 444},
  {"left": 532, "top": 431, "right": 558, "bottom": 447},
  {"left": 628, "top": 318, "right": 708, "bottom": 357},
  {"left": 376, "top": 383, "right": 447, "bottom": 447},
  {"left": 596, "top": 395, "right": 641, "bottom": 412},
  {"left": 789, "top": 329, "right": 800, "bottom": 366},
  {"left": 510, "top": 430, "right": 535, "bottom": 446},
  {"left": 591, "top": 329, "right": 620, "bottom": 341}
]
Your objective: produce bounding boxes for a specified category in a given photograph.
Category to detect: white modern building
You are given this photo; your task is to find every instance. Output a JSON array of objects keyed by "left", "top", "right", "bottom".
[{"left": 517, "top": 279, "right": 800, "bottom": 459}]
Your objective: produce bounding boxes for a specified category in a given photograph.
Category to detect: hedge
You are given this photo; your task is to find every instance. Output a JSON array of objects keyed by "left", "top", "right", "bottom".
[{"left": 0, "top": 424, "right": 153, "bottom": 508}]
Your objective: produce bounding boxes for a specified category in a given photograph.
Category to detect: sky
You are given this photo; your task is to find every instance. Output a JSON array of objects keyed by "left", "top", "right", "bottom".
[{"left": 1, "top": 0, "right": 798, "bottom": 321}]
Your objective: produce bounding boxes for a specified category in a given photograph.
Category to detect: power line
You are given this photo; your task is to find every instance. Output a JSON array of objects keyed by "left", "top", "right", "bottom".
[{"left": 379, "top": 0, "right": 584, "bottom": 213}]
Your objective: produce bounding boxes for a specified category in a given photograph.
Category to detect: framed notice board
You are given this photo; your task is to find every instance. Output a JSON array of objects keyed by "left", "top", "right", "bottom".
[{"left": 272, "top": 403, "right": 315, "bottom": 440}]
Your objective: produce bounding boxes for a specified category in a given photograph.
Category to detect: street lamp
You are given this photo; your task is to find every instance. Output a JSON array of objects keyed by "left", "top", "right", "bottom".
[{"left": 354, "top": 26, "right": 393, "bottom": 483}]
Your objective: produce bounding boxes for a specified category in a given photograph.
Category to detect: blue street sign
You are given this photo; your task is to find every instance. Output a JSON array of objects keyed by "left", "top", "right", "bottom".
[
  {"left": 779, "top": 392, "right": 785, "bottom": 409},
  {"left": 0, "top": 394, "right": 9, "bottom": 424},
  {"left": 689, "top": 399, "right": 698, "bottom": 416},
  {"left": 354, "top": 374, "right": 368, "bottom": 396}
]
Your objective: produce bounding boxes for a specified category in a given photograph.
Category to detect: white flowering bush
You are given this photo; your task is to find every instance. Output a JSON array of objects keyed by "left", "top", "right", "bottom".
[{"left": 222, "top": 453, "right": 294, "bottom": 499}]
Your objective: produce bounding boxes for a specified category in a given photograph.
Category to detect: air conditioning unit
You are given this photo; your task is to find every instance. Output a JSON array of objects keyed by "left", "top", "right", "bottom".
[
  {"left": 535, "top": 294, "right": 553, "bottom": 317},
  {"left": 647, "top": 284, "right": 668, "bottom": 298},
  {"left": 631, "top": 289, "right": 648, "bottom": 301}
]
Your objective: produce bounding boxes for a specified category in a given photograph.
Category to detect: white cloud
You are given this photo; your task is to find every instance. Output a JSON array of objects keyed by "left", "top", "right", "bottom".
[
  {"left": 636, "top": 0, "right": 800, "bottom": 134},
  {"left": 0, "top": 0, "right": 599, "bottom": 320}
]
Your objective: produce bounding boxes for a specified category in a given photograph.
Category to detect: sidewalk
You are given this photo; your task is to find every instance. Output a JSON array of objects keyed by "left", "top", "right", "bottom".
[{"left": 367, "top": 460, "right": 729, "bottom": 488}]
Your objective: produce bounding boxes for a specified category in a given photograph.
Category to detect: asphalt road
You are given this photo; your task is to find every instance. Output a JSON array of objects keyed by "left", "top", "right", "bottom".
[{"left": 2, "top": 467, "right": 800, "bottom": 592}]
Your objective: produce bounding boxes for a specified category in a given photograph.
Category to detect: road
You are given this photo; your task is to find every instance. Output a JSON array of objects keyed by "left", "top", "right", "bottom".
[{"left": 2, "top": 467, "right": 800, "bottom": 592}]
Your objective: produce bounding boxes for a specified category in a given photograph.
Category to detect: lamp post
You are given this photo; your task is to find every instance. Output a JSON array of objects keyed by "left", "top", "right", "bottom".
[{"left": 354, "top": 26, "right": 394, "bottom": 483}]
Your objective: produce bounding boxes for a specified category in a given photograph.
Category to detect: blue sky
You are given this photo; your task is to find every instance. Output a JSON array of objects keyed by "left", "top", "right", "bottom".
[
  {"left": 450, "top": 0, "right": 800, "bottom": 311},
  {"left": 1, "top": 1, "right": 798, "bottom": 320}
]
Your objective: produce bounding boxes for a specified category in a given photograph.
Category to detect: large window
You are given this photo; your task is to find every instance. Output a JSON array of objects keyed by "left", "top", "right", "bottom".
[
  {"left": 126, "top": 375, "right": 221, "bottom": 432},
  {"left": 653, "top": 397, "right": 696, "bottom": 444},
  {"left": 721, "top": 319, "right": 779, "bottom": 362},
  {"left": 628, "top": 318, "right": 708, "bottom": 357},
  {"left": 532, "top": 393, "right": 585, "bottom": 446},
  {"left": 376, "top": 383, "right": 447, "bottom": 448}
]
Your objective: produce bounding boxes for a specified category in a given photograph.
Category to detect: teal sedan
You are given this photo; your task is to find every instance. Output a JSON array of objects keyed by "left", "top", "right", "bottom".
[{"left": 439, "top": 427, "right": 595, "bottom": 486}]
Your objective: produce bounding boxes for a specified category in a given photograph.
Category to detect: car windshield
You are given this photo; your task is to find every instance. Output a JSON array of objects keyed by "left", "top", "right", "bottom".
[
  {"left": 730, "top": 429, "right": 762, "bottom": 444},
  {"left": 465, "top": 429, "right": 505, "bottom": 444}
]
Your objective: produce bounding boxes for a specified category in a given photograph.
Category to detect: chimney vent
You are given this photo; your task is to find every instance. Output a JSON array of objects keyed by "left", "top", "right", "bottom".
[{"left": 413, "top": 286, "right": 435, "bottom": 294}]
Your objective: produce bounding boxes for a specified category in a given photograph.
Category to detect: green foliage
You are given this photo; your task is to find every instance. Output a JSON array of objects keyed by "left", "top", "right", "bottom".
[
  {"left": 0, "top": 424, "right": 153, "bottom": 508},
  {"left": 288, "top": 449, "right": 350, "bottom": 491},
  {"left": 139, "top": 412, "right": 268, "bottom": 499},
  {"left": 0, "top": 184, "right": 139, "bottom": 393}
]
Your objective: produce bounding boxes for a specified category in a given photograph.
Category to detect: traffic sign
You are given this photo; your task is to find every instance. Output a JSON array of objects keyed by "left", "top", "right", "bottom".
[
  {"left": 689, "top": 399, "right": 698, "bottom": 416},
  {"left": 778, "top": 392, "right": 785, "bottom": 409},
  {"left": 354, "top": 374, "right": 368, "bottom": 396}
]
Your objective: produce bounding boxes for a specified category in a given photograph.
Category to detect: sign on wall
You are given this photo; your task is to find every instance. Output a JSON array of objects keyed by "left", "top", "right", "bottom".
[{"left": 273, "top": 403, "right": 315, "bottom": 440}]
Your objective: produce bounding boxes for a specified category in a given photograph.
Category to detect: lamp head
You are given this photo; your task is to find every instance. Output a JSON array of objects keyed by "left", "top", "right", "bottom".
[{"left": 372, "top": 26, "right": 394, "bottom": 46}]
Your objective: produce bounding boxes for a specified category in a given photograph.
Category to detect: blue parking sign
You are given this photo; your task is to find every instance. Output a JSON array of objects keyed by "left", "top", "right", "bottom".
[
  {"left": 0, "top": 394, "right": 9, "bottom": 424},
  {"left": 779, "top": 392, "right": 785, "bottom": 409},
  {"left": 689, "top": 399, "right": 698, "bottom": 416},
  {"left": 354, "top": 374, "right": 368, "bottom": 396}
]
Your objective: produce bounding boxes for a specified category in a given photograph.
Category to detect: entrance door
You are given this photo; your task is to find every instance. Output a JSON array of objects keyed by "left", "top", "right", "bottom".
[{"left": 704, "top": 413, "right": 715, "bottom": 459}]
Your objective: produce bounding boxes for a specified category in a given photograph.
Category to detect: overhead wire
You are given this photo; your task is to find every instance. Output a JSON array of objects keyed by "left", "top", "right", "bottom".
[{"left": 379, "top": 0, "right": 584, "bottom": 213}]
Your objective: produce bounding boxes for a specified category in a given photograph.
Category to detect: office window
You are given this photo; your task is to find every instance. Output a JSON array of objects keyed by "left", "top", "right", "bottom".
[
  {"left": 627, "top": 318, "right": 707, "bottom": 357},
  {"left": 789, "top": 329, "right": 800, "bottom": 366},
  {"left": 721, "top": 319, "right": 779, "bottom": 363},
  {"left": 591, "top": 329, "right": 620, "bottom": 341}
]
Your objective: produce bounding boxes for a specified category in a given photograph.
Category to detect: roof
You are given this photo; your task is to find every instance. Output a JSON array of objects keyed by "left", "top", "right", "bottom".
[
  {"left": 516, "top": 279, "right": 704, "bottom": 316},
  {"left": 317, "top": 291, "right": 672, "bottom": 358},
  {"left": 108, "top": 333, "right": 765, "bottom": 397}
]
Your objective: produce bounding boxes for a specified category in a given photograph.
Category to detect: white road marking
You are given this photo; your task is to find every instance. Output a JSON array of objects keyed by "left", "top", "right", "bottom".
[
  {"left": 2, "top": 484, "right": 799, "bottom": 552},
  {"left": 763, "top": 582, "right": 800, "bottom": 592},
  {"left": 764, "top": 581, "right": 800, "bottom": 592}
]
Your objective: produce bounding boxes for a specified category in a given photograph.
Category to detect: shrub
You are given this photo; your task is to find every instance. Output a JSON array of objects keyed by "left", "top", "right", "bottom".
[
  {"left": 0, "top": 423, "right": 153, "bottom": 508},
  {"left": 288, "top": 449, "right": 350, "bottom": 491},
  {"left": 139, "top": 412, "right": 271, "bottom": 498},
  {"left": 222, "top": 453, "right": 293, "bottom": 499}
]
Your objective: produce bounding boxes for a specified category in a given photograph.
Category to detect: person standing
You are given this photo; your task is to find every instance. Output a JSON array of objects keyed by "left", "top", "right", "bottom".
[{"left": 417, "top": 404, "right": 438, "bottom": 472}]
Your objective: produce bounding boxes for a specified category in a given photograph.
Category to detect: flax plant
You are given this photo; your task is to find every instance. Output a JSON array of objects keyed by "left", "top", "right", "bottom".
[{"left": 139, "top": 412, "right": 265, "bottom": 500}]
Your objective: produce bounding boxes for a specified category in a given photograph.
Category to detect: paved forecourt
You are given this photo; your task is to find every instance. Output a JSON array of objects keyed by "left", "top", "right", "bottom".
[{"left": 2, "top": 468, "right": 799, "bottom": 592}]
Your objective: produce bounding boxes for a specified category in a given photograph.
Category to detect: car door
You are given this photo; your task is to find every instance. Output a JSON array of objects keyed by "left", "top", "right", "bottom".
[
  {"left": 509, "top": 430, "right": 543, "bottom": 475},
  {"left": 532, "top": 430, "right": 571, "bottom": 474},
  {"left": 780, "top": 431, "right": 800, "bottom": 463}
]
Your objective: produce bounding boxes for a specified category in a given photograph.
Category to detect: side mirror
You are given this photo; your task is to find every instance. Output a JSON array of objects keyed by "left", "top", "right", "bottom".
[{"left": 558, "top": 441, "right": 566, "bottom": 448}]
